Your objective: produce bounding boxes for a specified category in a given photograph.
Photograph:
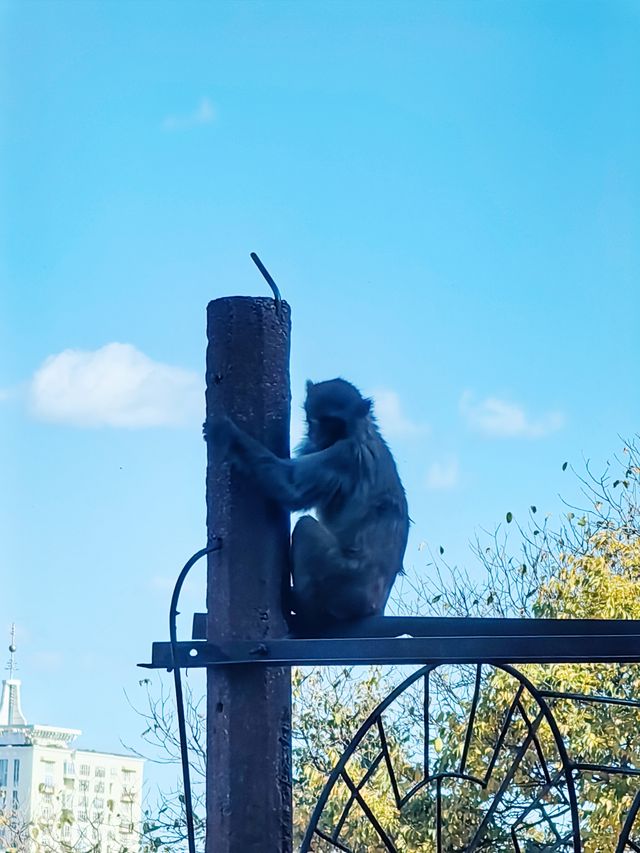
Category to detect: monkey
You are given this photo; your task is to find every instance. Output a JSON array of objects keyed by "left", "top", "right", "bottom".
[{"left": 205, "top": 378, "right": 409, "bottom": 627}]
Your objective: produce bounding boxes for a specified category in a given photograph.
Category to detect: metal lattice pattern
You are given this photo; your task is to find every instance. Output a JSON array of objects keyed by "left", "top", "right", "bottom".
[{"left": 301, "top": 664, "right": 640, "bottom": 852}]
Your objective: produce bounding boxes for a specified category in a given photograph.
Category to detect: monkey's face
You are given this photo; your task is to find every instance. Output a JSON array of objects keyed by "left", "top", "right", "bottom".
[
  {"left": 306, "top": 415, "right": 347, "bottom": 450},
  {"left": 305, "top": 378, "right": 371, "bottom": 449}
]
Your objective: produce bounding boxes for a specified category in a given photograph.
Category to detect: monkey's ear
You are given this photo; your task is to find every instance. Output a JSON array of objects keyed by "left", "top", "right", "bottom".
[{"left": 358, "top": 398, "right": 372, "bottom": 417}]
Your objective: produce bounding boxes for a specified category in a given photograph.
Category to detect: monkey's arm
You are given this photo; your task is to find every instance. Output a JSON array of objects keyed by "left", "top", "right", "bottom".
[{"left": 205, "top": 417, "right": 343, "bottom": 510}]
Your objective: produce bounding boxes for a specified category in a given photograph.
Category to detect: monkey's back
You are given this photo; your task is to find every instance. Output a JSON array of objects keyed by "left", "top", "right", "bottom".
[{"left": 318, "top": 426, "right": 409, "bottom": 586}]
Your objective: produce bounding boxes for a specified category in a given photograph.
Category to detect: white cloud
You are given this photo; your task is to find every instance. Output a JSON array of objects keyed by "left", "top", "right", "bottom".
[
  {"left": 426, "top": 456, "right": 460, "bottom": 490},
  {"left": 460, "top": 391, "right": 565, "bottom": 438},
  {"left": 162, "top": 97, "right": 216, "bottom": 131},
  {"left": 29, "top": 343, "right": 201, "bottom": 428},
  {"left": 371, "top": 388, "right": 427, "bottom": 439}
]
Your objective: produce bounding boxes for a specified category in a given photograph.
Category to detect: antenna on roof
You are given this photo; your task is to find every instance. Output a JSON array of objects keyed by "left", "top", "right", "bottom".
[{"left": 7, "top": 624, "right": 17, "bottom": 679}]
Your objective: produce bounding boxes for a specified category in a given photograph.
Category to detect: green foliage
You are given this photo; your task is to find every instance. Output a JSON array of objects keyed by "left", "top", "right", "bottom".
[{"left": 293, "top": 667, "right": 439, "bottom": 850}]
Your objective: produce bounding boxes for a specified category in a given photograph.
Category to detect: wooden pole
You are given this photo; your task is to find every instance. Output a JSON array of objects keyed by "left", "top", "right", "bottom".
[{"left": 205, "top": 297, "right": 292, "bottom": 853}]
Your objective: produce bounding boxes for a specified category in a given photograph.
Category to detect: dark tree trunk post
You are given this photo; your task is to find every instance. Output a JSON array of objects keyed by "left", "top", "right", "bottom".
[{"left": 205, "top": 297, "right": 292, "bottom": 853}]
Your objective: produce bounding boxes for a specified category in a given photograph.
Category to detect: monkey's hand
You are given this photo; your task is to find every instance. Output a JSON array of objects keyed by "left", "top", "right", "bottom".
[{"left": 202, "top": 415, "right": 240, "bottom": 458}]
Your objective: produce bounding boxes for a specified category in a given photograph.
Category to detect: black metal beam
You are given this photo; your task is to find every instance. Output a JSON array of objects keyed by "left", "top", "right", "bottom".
[
  {"left": 191, "top": 613, "right": 640, "bottom": 641},
  {"left": 144, "top": 623, "right": 640, "bottom": 668}
]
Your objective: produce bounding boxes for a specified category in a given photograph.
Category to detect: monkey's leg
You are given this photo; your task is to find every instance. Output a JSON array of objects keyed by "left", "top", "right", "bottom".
[
  {"left": 291, "top": 516, "right": 341, "bottom": 604},
  {"left": 291, "top": 516, "right": 379, "bottom": 624},
  {"left": 291, "top": 515, "right": 345, "bottom": 624}
]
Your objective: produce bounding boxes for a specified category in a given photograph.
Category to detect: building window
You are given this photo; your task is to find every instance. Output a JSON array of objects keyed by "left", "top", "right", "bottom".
[
  {"left": 62, "top": 824, "right": 71, "bottom": 840},
  {"left": 40, "top": 760, "right": 55, "bottom": 790},
  {"left": 12, "top": 760, "right": 19, "bottom": 787},
  {"left": 95, "top": 780, "right": 105, "bottom": 793},
  {"left": 95, "top": 766, "right": 105, "bottom": 778},
  {"left": 0, "top": 760, "right": 7, "bottom": 788},
  {"left": 79, "top": 780, "right": 90, "bottom": 791},
  {"left": 77, "top": 797, "right": 88, "bottom": 821},
  {"left": 80, "top": 764, "right": 90, "bottom": 776},
  {"left": 11, "top": 790, "right": 18, "bottom": 809},
  {"left": 41, "top": 793, "right": 53, "bottom": 819},
  {"left": 63, "top": 761, "right": 75, "bottom": 776}
]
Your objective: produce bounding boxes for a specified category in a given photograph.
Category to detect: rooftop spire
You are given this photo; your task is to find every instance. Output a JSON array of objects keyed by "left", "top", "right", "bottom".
[
  {"left": 0, "top": 624, "right": 27, "bottom": 727},
  {"left": 7, "top": 623, "right": 17, "bottom": 679}
]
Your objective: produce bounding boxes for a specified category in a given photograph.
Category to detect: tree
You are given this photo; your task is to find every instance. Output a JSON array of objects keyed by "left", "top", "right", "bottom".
[
  {"left": 0, "top": 807, "right": 32, "bottom": 852},
  {"left": 0, "top": 804, "right": 139, "bottom": 853},
  {"left": 403, "top": 436, "right": 640, "bottom": 850},
  {"left": 126, "top": 678, "right": 206, "bottom": 853}
]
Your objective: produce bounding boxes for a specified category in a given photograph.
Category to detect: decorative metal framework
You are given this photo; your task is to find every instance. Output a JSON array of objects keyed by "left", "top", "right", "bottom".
[
  {"left": 144, "top": 608, "right": 640, "bottom": 852},
  {"left": 299, "top": 662, "right": 640, "bottom": 852}
]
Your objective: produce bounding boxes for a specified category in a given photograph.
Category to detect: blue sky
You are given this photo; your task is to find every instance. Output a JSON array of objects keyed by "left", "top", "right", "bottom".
[{"left": 1, "top": 0, "right": 639, "bottom": 796}]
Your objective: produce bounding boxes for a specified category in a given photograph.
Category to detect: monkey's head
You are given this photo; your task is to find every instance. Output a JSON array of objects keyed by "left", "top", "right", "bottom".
[{"left": 304, "top": 379, "right": 372, "bottom": 449}]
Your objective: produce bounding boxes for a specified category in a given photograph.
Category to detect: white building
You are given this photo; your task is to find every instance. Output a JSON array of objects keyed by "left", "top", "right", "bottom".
[{"left": 0, "top": 641, "right": 144, "bottom": 853}]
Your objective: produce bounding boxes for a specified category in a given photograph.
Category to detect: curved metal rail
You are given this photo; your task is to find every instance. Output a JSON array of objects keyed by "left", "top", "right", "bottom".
[{"left": 168, "top": 541, "right": 222, "bottom": 853}]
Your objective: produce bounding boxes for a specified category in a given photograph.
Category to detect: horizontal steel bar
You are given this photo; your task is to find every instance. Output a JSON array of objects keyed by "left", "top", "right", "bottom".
[
  {"left": 573, "top": 763, "right": 640, "bottom": 777},
  {"left": 191, "top": 613, "right": 640, "bottom": 640},
  {"left": 539, "top": 690, "right": 640, "bottom": 708},
  {"left": 142, "top": 630, "right": 640, "bottom": 669}
]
